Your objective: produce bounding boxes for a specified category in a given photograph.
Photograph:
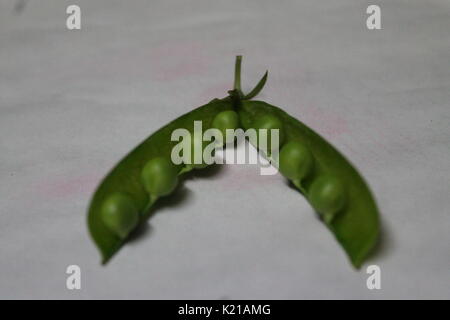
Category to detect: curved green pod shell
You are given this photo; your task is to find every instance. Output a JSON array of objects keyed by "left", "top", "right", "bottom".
[
  {"left": 238, "top": 100, "right": 380, "bottom": 268},
  {"left": 88, "top": 98, "right": 233, "bottom": 264}
]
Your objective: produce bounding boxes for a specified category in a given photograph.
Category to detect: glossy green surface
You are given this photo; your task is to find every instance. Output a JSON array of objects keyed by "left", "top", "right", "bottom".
[
  {"left": 253, "top": 113, "right": 285, "bottom": 154},
  {"left": 278, "top": 141, "right": 314, "bottom": 181},
  {"left": 101, "top": 193, "right": 139, "bottom": 239},
  {"left": 88, "top": 98, "right": 233, "bottom": 263},
  {"left": 239, "top": 100, "right": 379, "bottom": 268},
  {"left": 141, "top": 157, "right": 179, "bottom": 199},
  {"left": 309, "top": 175, "right": 346, "bottom": 221}
]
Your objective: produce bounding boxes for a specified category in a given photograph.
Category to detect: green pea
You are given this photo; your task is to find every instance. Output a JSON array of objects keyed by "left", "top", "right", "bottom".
[
  {"left": 309, "top": 175, "right": 346, "bottom": 222},
  {"left": 211, "top": 110, "right": 239, "bottom": 144},
  {"left": 253, "top": 114, "right": 285, "bottom": 154},
  {"left": 101, "top": 193, "right": 139, "bottom": 239},
  {"left": 278, "top": 141, "right": 314, "bottom": 180},
  {"left": 141, "top": 157, "right": 178, "bottom": 198}
]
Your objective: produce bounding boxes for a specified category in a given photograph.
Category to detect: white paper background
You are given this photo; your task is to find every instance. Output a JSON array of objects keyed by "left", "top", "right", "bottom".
[{"left": 0, "top": 0, "right": 449, "bottom": 299}]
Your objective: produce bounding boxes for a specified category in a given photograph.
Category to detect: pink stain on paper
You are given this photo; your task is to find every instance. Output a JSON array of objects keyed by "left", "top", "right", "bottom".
[
  {"left": 298, "top": 105, "right": 350, "bottom": 138},
  {"left": 150, "top": 42, "right": 210, "bottom": 81},
  {"left": 37, "top": 173, "right": 101, "bottom": 199}
]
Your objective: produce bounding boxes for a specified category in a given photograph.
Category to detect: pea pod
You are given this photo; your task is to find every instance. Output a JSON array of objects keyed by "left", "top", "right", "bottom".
[
  {"left": 88, "top": 56, "right": 380, "bottom": 268},
  {"left": 88, "top": 98, "right": 235, "bottom": 263},
  {"left": 238, "top": 100, "right": 379, "bottom": 268},
  {"left": 88, "top": 57, "right": 266, "bottom": 263}
]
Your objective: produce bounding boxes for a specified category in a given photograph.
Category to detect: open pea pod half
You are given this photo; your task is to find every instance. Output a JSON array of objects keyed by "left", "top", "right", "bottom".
[
  {"left": 88, "top": 98, "right": 234, "bottom": 263},
  {"left": 238, "top": 100, "right": 380, "bottom": 268}
]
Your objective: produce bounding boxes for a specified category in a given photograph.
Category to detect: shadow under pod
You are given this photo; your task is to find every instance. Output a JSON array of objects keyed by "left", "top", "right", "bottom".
[
  {"left": 181, "top": 162, "right": 224, "bottom": 180},
  {"left": 127, "top": 163, "right": 224, "bottom": 244}
]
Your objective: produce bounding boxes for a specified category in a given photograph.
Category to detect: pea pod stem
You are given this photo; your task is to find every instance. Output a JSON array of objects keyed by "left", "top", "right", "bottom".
[
  {"left": 232, "top": 56, "right": 268, "bottom": 100},
  {"left": 243, "top": 70, "right": 268, "bottom": 100},
  {"left": 234, "top": 55, "right": 243, "bottom": 97}
]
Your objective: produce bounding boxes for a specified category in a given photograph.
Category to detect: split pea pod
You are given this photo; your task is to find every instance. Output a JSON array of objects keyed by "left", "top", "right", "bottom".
[
  {"left": 87, "top": 59, "right": 265, "bottom": 263},
  {"left": 88, "top": 99, "right": 237, "bottom": 263},
  {"left": 87, "top": 56, "right": 380, "bottom": 268},
  {"left": 238, "top": 100, "right": 380, "bottom": 268}
]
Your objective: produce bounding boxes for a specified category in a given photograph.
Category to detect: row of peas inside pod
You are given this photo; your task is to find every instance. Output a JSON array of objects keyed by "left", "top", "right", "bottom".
[
  {"left": 100, "top": 110, "right": 241, "bottom": 240},
  {"left": 250, "top": 113, "right": 347, "bottom": 224}
]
